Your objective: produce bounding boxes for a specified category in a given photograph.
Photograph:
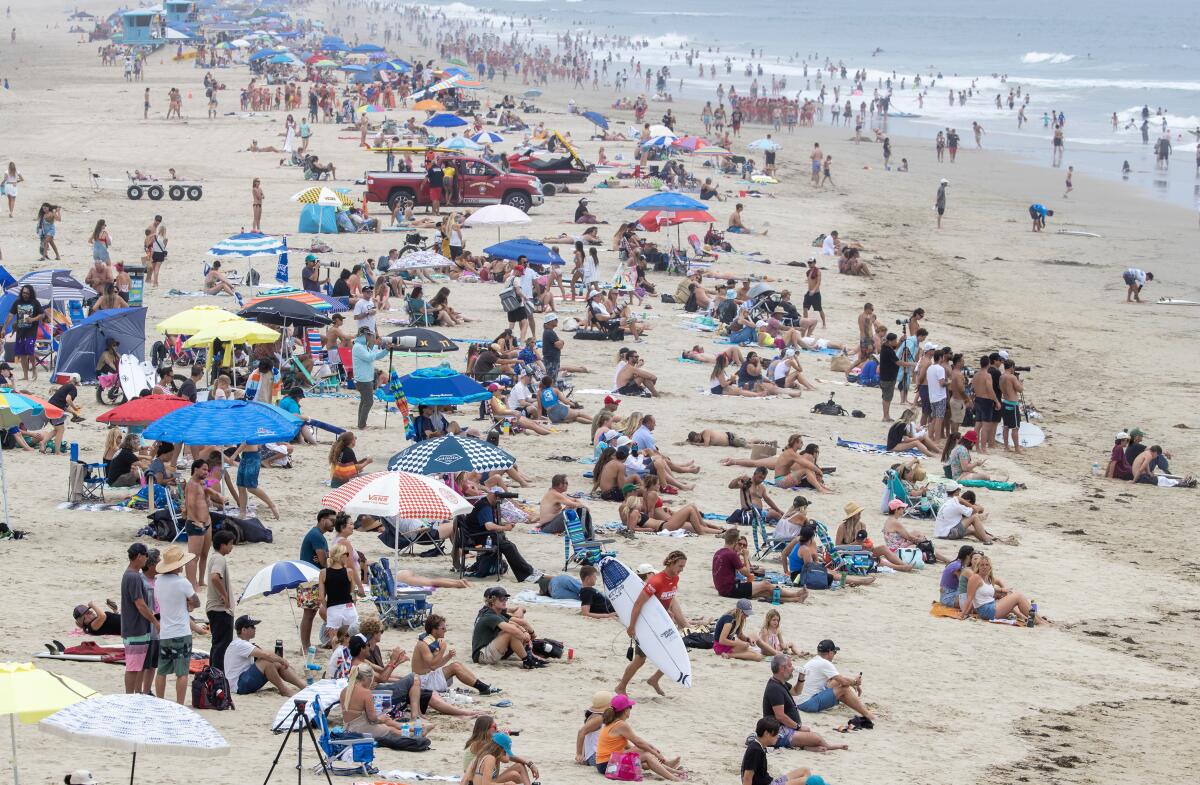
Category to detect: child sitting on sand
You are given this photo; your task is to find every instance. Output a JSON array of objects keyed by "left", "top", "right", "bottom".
[{"left": 742, "top": 718, "right": 827, "bottom": 785}]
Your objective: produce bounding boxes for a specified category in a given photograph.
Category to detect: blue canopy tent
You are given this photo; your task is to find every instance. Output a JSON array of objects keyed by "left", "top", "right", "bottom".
[
  {"left": 143, "top": 399, "right": 301, "bottom": 445},
  {"left": 54, "top": 307, "right": 147, "bottom": 383},
  {"left": 483, "top": 238, "right": 564, "bottom": 266},
  {"left": 398, "top": 366, "right": 490, "bottom": 406}
]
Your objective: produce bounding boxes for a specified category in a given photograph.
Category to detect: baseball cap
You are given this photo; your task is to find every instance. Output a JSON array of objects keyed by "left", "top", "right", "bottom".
[
  {"left": 1129, "top": 427, "right": 1145, "bottom": 438},
  {"left": 543, "top": 312, "right": 559, "bottom": 323},
  {"left": 962, "top": 429, "right": 978, "bottom": 444},
  {"left": 816, "top": 639, "right": 839, "bottom": 654},
  {"left": 736, "top": 598, "right": 754, "bottom": 615},
  {"left": 888, "top": 499, "right": 908, "bottom": 511},
  {"left": 73, "top": 604, "right": 90, "bottom": 620},
  {"left": 611, "top": 694, "right": 636, "bottom": 712},
  {"left": 944, "top": 481, "right": 961, "bottom": 494},
  {"left": 492, "top": 732, "right": 514, "bottom": 757},
  {"left": 1115, "top": 431, "right": 1130, "bottom": 440},
  {"left": 604, "top": 395, "right": 621, "bottom": 406},
  {"left": 305, "top": 254, "right": 318, "bottom": 262},
  {"left": 288, "top": 386, "right": 305, "bottom": 399},
  {"left": 484, "top": 586, "right": 510, "bottom": 600},
  {"left": 487, "top": 382, "right": 500, "bottom": 392},
  {"left": 362, "top": 283, "right": 374, "bottom": 291},
  {"left": 614, "top": 435, "right": 632, "bottom": 448},
  {"left": 235, "top": 615, "right": 262, "bottom": 631},
  {"left": 940, "top": 178, "right": 949, "bottom": 184},
  {"left": 128, "top": 542, "right": 149, "bottom": 559},
  {"left": 784, "top": 347, "right": 796, "bottom": 357},
  {"left": 635, "top": 562, "right": 655, "bottom": 576},
  {"left": 807, "top": 257, "right": 816, "bottom": 265},
  {"left": 997, "top": 350, "right": 1010, "bottom": 360}
]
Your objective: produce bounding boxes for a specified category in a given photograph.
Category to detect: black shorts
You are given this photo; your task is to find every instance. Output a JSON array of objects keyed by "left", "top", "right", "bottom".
[
  {"left": 723, "top": 581, "right": 753, "bottom": 600},
  {"left": 616, "top": 381, "right": 646, "bottom": 396},
  {"left": 151, "top": 251, "right": 167, "bottom": 264},
  {"left": 936, "top": 207, "right": 945, "bottom": 216},
  {"left": 802, "top": 291, "right": 822, "bottom": 312},
  {"left": 506, "top": 306, "right": 529, "bottom": 323},
  {"left": 184, "top": 519, "right": 210, "bottom": 537},
  {"left": 449, "top": 245, "right": 463, "bottom": 259},
  {"left": 599, "top": 487, "right": 624, "bottom": 502},
  {"left": 1001, "top": 402, "right": 1020, "bottom": 429},
  {"left": 974, "top": 399, "right": 996, "bottom": 423}
]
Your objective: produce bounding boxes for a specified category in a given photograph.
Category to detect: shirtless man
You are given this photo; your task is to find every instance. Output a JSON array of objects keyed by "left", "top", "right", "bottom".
[
  {"left": 204, "top": 261, "right": 236, "bottom": 296},
  {"left": 729, "top": 468, "right": 784, "bottom": 523},
  {"left": 614, "top": 349, "right": 658, "bottom": 397},
  {"left": 970, "top": 355, "right": 1000, "bottom": 454},
  {"left": 803, "top": 259, "right": 825, "bottom": 328},
  {"left": 183, "top": 460, "right": 213, "bottom": 591},
  {"left": 947, "top": 353, "right": 968, "bottom": 441},
  {"left": 243, "top": 139, "right": 283, "bottom": 153},
  {"left": 851, "top": 302, "right": 876, "bottom": 371},
  {"left": 686, "top": 429, "right": 775, "bottom": 448},
  {"left": 537, "top": 474, "right": 589, "bottom": 532},
  {"left": 412, "top": 614, "right": 498, "bottom": 696},
  {"left": 723, "top": 433, "right": 804, "bottom": 476},
  {"left": 809, "top": 143, "right": 822, "bottom": 186},
  {"left": 998, "top": 360, "right": 1025, "bottom": 454},
  {"left": 727, "top": 203, "right": 766, "bottom": 235}
]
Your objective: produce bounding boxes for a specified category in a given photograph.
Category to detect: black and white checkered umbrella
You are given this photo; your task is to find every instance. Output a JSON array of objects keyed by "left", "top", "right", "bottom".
[{"left": 387, "top": 435, "right": 515, "bottom": 475}]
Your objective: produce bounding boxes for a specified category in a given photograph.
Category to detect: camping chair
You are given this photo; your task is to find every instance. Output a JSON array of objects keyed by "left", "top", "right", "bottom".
[
  {"left": 451, "top": 508, "right": 503, "bottom": 581},
  {"left": 68, "top": 460, "right": 108, "bottom": 503},
  {"left": 749, "top": 509, "right": 786, "bottom": 561},
  {"left": 310, "top": 695, "right": 378, "bottom": 776},
  {"left": 406, "top": 298, "right": 435, "bottom": 327},
  {"left": 881, "top": 468, "right": 941, "bottom": 519},
  {"left": 563, "top": 508, "right": 615, "bottom": 569},
  {"left": 67, "top": 300, "right": 86, "bottom": 325},
  {"left": 288, "top": 355, "right": 341, "bottom": 397},
  {"left": 687, "top": 234, "right": 718, "bottom": 262},
  {"left": 367, "top": 559, "right": 433, "bottom": 630},
  {"left": 812, "top": 520, "right": 876, "bottom": 576}
]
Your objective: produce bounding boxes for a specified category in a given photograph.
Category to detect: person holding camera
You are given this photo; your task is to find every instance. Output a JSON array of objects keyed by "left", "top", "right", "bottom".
[
  {"left": 459, "top": 485, "right": 540, "bottom": 582},
  {"left": 351, "top": 327, "right": 389, "bottom": 429}
]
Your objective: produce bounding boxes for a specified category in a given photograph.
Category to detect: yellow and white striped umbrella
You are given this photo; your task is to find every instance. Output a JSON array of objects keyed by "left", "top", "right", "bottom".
[{"left": 290, "top": 186, "right": 343, "bottom": 207}]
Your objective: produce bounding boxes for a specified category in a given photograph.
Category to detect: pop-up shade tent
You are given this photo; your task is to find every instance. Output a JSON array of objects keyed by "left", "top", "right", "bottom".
[{"left": 54, "top": 307, "right": 147, "bottom": 383}]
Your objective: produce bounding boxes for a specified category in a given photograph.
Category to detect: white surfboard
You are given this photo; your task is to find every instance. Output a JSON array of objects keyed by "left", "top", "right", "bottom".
[
  {"left": 1055, "top": 230, "right": 1102, "bottom": 238},
  {"left": 600, "top": 557, "right": 692, "bottom": 688},
  {"left": 1156, "top": 298, "right": 1200, "bottom": 306},
  {"left": 1007, "top": 422, "right": 1046, "bottom": 448},
  {"left": 118, "top": 353, "right": 149, "bottom": 400}
]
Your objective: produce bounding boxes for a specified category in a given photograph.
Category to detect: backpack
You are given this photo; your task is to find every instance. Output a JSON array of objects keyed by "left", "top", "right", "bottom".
[
  {"left": 531, "top": 638, "right": 565, "bottom": 659},
  {"left": 682, "top": 631, "right": 715, "bottom": 649},
  {"left": 811, "top": 395, "right": 847, "bottom": 416},
  {"left": 191, "top": 666, "right": 234, "bottom": 711},
  {"left": 716, "top": 298, "right": 738, "bottom": 325}
]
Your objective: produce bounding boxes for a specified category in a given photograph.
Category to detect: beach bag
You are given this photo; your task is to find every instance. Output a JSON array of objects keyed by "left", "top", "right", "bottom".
[
  {"left": 894, "top": 548, "right": 926, "bottom": 568},
  {"left": 233, "top": 516, "right": 273, "bottom": 544},
  {"left": 499, "top": 286, "right": 523, "bottom": 313},
  {"left": 531, "top": 638, "right": 565, "bottom": 659},
  {"left": 917, "top": 539, "right": 937, "bottom": 564},
  {"left": 377, "top": 734, "right": 431, "bottom": 752},
  {"left": 605, "top": 751, "right": 644, "bottom": 781},
  {"left": 191, "top": 666, "right": 234, "bottom": 711},
  {"left": 798, "top": 560, "right": 833, "bottom": 590},
  {"left": 829, "top": 355, "right": 853, "bottom": 373}
]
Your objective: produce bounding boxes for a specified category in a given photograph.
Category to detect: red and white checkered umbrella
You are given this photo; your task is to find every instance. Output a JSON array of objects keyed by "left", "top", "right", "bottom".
[{"left": 320, "top": 471, "right": 472, "bottom": 520}]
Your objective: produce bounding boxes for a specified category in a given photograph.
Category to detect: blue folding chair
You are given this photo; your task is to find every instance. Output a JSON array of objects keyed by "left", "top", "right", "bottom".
[
  {"left": 310, "top": 695, "right": 377, "bottom": 776},
  {"left": 563, "top": 508, "right": 615, "bottom": 569}
]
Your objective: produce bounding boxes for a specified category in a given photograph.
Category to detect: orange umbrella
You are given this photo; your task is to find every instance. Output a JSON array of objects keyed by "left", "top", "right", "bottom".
[{"left": 413, "top": 99, "right": 445, "bottom": 111}]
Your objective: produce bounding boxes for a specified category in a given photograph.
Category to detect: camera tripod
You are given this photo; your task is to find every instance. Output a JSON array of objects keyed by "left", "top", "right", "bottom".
[{"left": 262, "top": 699, "right": 334, "bottom": 785}]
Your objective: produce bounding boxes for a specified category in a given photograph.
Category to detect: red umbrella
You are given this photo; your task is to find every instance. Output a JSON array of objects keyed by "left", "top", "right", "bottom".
[
  {"left": 96, "top": 395, "right": 192, "bottom": 427},
  {"left": 637, "top": 209, "right": 716, "bottom": 232},
  {"left": 671, "top": 135, "right": 712, "bottom": 151}
]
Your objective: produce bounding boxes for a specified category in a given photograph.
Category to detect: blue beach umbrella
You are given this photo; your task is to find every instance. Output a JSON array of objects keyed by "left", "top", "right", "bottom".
[
  {"left": 582, "top": 110, "right": 608, "bottom": 131},
  {"left": 207, "top": 232, "right": 287, "bottom": 258},
  {"left": 340, "top": 64, "right": 368, "bottom": 72},
  {"left": 444, "top": 66, "right": 470, "bottom": 78},
  {"left": 424, "top": 112, "right": 468, "bottom": 128},
  {"left": 143, "top": 399, "right": 301, "bottom": 446},
  {"left": 351, "top": 43, "right": 385, "bottom": 53},
  {"left": 442, "top": 136, "right": 481, "bottom": 150},
  {"left": 471, "top": 131, "right": 504, "bottom": 144},
  {"left": 267, "top": 53, "right": 296, "bottom": 65},
  {"left": 248, "top": 49, "right": 276, "bottom": 62},
  {"left": 398, "top": 366, "right": 491, "bottom": 406},
  {"left": 238, "top": 560, "right": 321, "bottom": 602},
  {"left": 483, "top": 238, "right": 565, "bottom": 265},
  {"left": 625, "top": 192, "right": 708, "bottom": 212}
]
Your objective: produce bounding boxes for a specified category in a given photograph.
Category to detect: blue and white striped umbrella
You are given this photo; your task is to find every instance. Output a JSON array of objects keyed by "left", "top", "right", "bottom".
[
  {"left": 239, "top": 559, "right": 321, "bottom": 602},
  {"left": 471, "top": 131, "right": 504, "bottom": 144},
  {"left": 642, "top": 134, "right": 677, "bottom": 148},
  {"left": 207, "top": 232, "right": 287, "bottom": 258},
  {"left": 7, "top": 269, "right": 96, "bottom": 302},
  {"left": 442, "top": 136, "right": 481, "bottom": 150},
  {"left": 40, "top": 693, "right": 230, "bottom": 758}
]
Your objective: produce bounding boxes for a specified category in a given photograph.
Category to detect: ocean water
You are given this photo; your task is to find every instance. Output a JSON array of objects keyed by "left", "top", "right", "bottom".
[{"left": 415, "top": 0, "right": 1200, "bottom": 208}]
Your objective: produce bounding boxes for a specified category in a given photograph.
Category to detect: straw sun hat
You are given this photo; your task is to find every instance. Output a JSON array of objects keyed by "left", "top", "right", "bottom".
[{"left": 157, "top": 545, "right": 196, "bottom": 574}]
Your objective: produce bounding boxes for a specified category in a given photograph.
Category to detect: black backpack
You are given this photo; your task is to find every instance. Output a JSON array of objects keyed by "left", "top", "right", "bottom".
[
  {"left": 716, "top": 298, "right": 738, "bottom": 324},
  {"left": 811, "top": 395, "right": 847, "bottom": 416},
  {"left": 191, "top": 666, "right": 234, "bottom": 711}
]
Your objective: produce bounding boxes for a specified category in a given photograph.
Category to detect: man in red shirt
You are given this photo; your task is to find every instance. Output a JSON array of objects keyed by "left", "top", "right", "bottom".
[
  {"left": 713, "top": 529, "right": 808, "bottom": 603},
  {"left": 615, "top": 552, "right": 690, "bottom": 696}
]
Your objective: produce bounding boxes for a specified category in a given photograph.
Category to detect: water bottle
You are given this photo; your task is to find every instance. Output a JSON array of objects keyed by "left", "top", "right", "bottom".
[
  {"left": 412, "top": 717, "right": 423, "bottom": 737},
  {"left": 1027, "top": 601, "right": 1037, "bottom": 628},
  {"left": 400, "top": 721, "right": 410, "bottom": 738},
  {"left": 305, "top": 646, "right": 316, "bottom": 685},
  {"left": 771, "top": 586, "right": 781, "bottom": 605},
  {"left": 484, "top": 535, "right": 493, "bottom": 550},
  {"left": 1091, "top": 462, "right": 1101, "bottom": 477},
  {"left": 274, "top": 639, "right": 284, "bottom": 658}
]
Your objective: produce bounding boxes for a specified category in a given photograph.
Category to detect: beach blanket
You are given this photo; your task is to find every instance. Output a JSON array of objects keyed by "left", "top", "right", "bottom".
[
  {"left": 573, "top": 388, "right": 612, "bottom": 396},
  {"left": 57, "top": 501, "right": 135, "bottom": 513},
  {"left": 676, "top": 356, "right": 706, "bottom": 364},
  {"left": 514, "top": 589, "right": 581, "bottom": 609},
  {"left": 164, "top": 289, "right": 210, "bottom": 298},
  {"left": 365, "top": 773, "right": 462, "bottom": 783},
  {"left": 930, "top": 601, "right": 1022, "bottom": 626},
  {"left": 836, "top": 438, "right": 922, "bottom": 458}
]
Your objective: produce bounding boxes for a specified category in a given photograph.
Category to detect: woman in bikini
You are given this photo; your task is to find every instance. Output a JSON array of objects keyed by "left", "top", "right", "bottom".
[
  {"left": 882, "top": 499, "right": 951, "bottom": 563},
  {"left": 340, "top": 663, "right": 416, "bottom": 742},
  {"left": 591, "top": 446, "right": 629, "bottom": 502}
]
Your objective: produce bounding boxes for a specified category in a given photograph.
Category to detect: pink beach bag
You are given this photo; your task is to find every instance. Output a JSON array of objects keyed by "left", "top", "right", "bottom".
[{"left": 604, "top": 751, "right": 644, "bottom": 781}]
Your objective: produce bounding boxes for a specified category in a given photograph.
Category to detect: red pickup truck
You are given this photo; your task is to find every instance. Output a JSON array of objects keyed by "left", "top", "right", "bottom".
[{"left": 364, "top": 155, "right": 545, "bottom": 214}]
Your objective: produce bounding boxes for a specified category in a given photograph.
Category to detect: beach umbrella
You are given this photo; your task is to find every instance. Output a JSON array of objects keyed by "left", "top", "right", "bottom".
[
  {"left": 290, "top": 185, "right": 342, "bottom": 206},
  {"left": 321, "top": 470, "right": 472, "bottom": 520},
  {"left": 647, "top": 124, "right": 676, "bottom": 138},
  {"left": 397, "top": 366, "right": 491, "bottom": 406},
  {"left": 748, "top": 137, "right": 781, "bottom": 151},
  {"left": 448, "top": 57, "right": 468, "bottom": 67},
  {"left": 393, "top": 250, "right": 455, "bottom": 270},
  {"left": 1, "top": 662, "right": 98, "bottom": 785},
  {"left": 465, "top": 203, "right": 531, "bottom": 241},
  {"left": 625, "top": 192, "right": 708, "bottom": 212},
  {"left": 0, "top": 390, "right": 62, "bottom": 527},
  {"left": 214, "top": 41, "right": 234, "bottom": 50},
  {"left": 377, "top": 60, "right": 409, "bottom": 73},
  {"left": 40, "top": 693, "right": 229, "bottom": 785},
  {"left": 355, "top": 103, "right": 384, "bottom": 115},
  {"left": 96, "top": 395, "right": 191, "bottom": 427},
  {"left": 182, "top": 319, "right": 279, "bottom": 348},
  {"left": 8, "top": 269, "right": 96, "bottom": 303},
  {"left": 483, "top": 237, "right": 564, "bottom": 265},
  {"left": 642, "top": 135, "right": 678, "bottom": 149},
  {"left": 267, "top": 53, "right": 296, "bottom": 65},
  {"left": 471, "top": 131, "right": 504, "bottom": 144},
  {"left": 143, "top": 399, "right": 301, "bottom": 446},
  {"left": 638, "top": 209, "right": 716, "bottom": 231},
  {"left": 442, "top": 136, "right": 481, "bottom": 150},
  {"left": 340, "top": 63, "right": 368, "bottom": 72},
  {"left": 581, "top": 110, "right": 608, "bottom": 131},
  {"left": 387, "top": 434, "right": 514, "bottom": 474},
  {"left": 207, "top": 232, "right": 286, "bottom": 258},
  {"left": 412, "top": 98, "right": 444, "bottom": 111},
  {"left": 424, "top": 112, "right": 467, "bottom": 128},
  {"left": 155, "top": 305, "right": 239, "bottom": 335},
  {"left": 243, "top": 288, "right": 347, "bottom": 313},
  {"left": 386, "top": 327, "right": 458, "bottom": 354},
  {"left": 238, "top": 297, "right": 330, "bottom": 327},
  {"left": 351, "top": 43, "right": 385, "bottom": 53},
  {"left": 311, "top": 59, "right": 337, "bottom": 68},
  {"left": 691, "top": 146, "right": 732, "bottom": 156},
  {"left": 443, "top": 66, "right": 470, "bottom": 78},
  {"left": 238, "top": 559, "right": 321, "bottom": 602},
  {"left": 248, "top": 49, "right": 275, "bottom": 61},
  {"left": 672, "top": 135, "right": 711, "bottom": 151}
]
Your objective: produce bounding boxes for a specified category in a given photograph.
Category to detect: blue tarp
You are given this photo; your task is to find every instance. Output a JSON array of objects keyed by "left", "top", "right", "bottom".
[
  {"left": 143, "top": 399, "right": 301, "bottom": 445},
  {"left": 398, "top": 366, "right": 490, "bottom": 406},
  {"left": 483, "top": 238, "right": 565, "bottom": 266},
  {"left": 54, "top": 307, "right": 147, "bottom": 383}
]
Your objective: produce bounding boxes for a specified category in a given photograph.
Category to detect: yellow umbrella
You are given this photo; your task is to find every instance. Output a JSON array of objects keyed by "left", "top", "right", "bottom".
[
  {"left": 0, "top": 662, "right": 98, "bottom": 785},
  {"left": 183, "top": 319, "right": 279, "bottom": 348},
  {"left": 156, "top": 305, "right": 240, "bottom": 335}
]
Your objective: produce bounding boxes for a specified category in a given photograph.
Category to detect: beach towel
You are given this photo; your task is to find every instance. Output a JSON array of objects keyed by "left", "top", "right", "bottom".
[
  {"left": 835, "top": 438, "right": 922, "bottom": 458},
  {"left": 929, "top": 602, "right": 960, "bottom": 619},
  {"left": 56, "top": 501, "right": 135, "bottom": 513},
  {"left": 164, "top": 289, "right": 210, "bottom": 297},
  {"left": 514, "top": 589, "right": 581, "bottom": 609},
  {"left": 957, "top": 479, "right": 1019, "bottom": 492},
  {"left": 367, "top": 772, "right": 463, "bottom": 783},
  {"left": 676, "top": 356, "right": 706, "bottom": 364}
]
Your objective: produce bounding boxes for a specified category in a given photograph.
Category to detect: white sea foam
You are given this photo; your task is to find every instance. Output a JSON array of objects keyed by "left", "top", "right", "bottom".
[
  {"left": 1021, "top": 52, "right": 1076, "bottom": 65},
  {"left": 632, "top": 10, "right": 736, "bottom": 16}
]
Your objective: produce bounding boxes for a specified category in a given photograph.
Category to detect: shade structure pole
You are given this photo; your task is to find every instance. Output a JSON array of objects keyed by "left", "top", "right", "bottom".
[
  {"left": 10, "top": 714, "right": 19, "bottom": 785},
  {"left": 383, "top": 352, "right": 394, "bottom": 429},
  {"left": 0, "top": 446, "right": 9, "bottom": 528},
  {"left": 130, "top": 751, "right": 136, "bottom": 785}
]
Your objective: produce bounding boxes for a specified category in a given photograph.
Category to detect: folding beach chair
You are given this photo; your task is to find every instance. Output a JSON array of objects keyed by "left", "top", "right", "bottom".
[
  {"left": 687, "top": 233, "right": 719, "bottom": 262},
  {"left": 881, "top": 468, "right": 941, "bottom": 519},
  {"left": 288, "top": 355, "right": 341, "bottom": 397},
  {"left": 367, "top": 559, "right": 433, "bottom": 630},
  {"left": 750, "top": 509, "right": 785, "bottom": 561},
  {"left": 812, "top": 520, "right": 876, "bottom": 576},
  {"left": 563, "top": 508, "right": 615, "bottom": 569},
  {"left": 311, "top": 695, "right": 377, "bottom": 776},
  {"left": 68, "top": 460, "right": 109, "bottom": 503}
]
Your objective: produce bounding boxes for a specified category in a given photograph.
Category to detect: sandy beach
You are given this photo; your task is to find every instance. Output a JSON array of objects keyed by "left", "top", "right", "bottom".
[{"left": 2, "top": 2, "right": 1199, "bottom": 784}]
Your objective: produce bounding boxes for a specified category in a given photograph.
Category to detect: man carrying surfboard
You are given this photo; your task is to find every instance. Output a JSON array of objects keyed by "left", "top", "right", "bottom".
[{"left": 615, "top": 552, "right": 690, "bottom": 697}]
